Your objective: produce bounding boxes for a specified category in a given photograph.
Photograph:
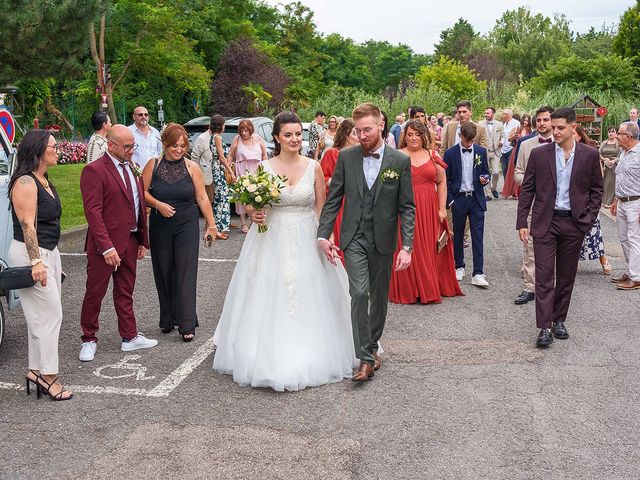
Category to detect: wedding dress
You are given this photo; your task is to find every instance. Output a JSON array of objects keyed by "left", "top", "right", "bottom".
[{"left": 213, "top": 159, "right": 356, "bottom": 391}]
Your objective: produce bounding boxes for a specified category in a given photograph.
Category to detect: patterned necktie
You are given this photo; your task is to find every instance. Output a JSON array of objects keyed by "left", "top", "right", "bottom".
[{"left": 119, "top": 163, "right": 137, "bottom": 229}]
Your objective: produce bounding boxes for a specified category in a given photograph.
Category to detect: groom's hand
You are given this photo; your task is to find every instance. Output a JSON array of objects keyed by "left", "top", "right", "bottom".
[
  {"left": 395, "top": 250, "right": 411, "bottom": 271},
  {"left": 318, "top": 238, "right": 339, "bottom": 266}
]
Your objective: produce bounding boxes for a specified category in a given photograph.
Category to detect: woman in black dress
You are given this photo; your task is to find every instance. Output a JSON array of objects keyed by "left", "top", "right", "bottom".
[{"left": 142, "top": 123, "right": 217, "bottom": 341}]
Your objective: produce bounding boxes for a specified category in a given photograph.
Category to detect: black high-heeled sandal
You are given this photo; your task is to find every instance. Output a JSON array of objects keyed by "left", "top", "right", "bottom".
[
  {"left": 161, "top": 326, "right": 174, "bottom": 334},
  {"left": 25, "top": 370, "right": 41, "bottom": 398},
  {"left": 182, "top": 334, "right": 194, "bottom": 343},
  {"left": 36, "top": 375, "right": 74, "bottom": 401}
]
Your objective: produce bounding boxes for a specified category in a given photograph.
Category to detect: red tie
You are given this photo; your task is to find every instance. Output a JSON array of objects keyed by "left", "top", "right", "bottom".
[
  {"left": 539, "top": 137, "right": 552, "bottom": 144},
  {"left": 119, "top": 163, "right": 137, "bottom": 230}
]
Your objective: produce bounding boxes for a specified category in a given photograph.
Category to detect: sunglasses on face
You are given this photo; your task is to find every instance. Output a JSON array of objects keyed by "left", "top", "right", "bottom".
[{"left": 136, "top": 113, "right": 149, "bottom": 117}]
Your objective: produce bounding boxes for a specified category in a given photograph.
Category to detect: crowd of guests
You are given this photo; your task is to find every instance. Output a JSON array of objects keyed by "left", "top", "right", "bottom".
[{"left": 9, "top": 100, "right": 640, "bottom": 399}]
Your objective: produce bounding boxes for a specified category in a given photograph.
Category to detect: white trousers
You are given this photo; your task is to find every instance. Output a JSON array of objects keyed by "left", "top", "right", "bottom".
[
  {"left": 8, "top": 240, "right": 63, "bottom": 375},
  {"left": 616, "top": 199, "right": 640, "bottom": 281}
]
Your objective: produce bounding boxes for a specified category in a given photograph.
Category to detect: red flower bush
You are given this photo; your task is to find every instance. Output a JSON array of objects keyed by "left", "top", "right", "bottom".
[{"left": 57, "top": 141, "right": 88, "bottom": 164}]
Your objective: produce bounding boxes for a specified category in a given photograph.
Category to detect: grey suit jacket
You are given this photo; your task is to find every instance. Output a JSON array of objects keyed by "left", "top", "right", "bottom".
[{"left": 317, "top": 144, "right": 415, "bottom": 255}]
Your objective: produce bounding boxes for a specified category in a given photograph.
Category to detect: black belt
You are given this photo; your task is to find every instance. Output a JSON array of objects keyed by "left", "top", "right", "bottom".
[
  {"left": 457, "top": 191, "right": 474, "bottom": 197},
  {"left": 619, "top": 195, "right": 640, "bottom": 203},
  {"left": 553, "top": 209, "right": 572, "bottom": 217}
]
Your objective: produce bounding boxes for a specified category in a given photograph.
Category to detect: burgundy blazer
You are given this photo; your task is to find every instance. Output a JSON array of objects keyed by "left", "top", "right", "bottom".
[
  {"left": 80, "top": 153, "right": 150, "bottom": 255},
  {"left": 516, "top": 142, "right": 603, "bottom": 237}
]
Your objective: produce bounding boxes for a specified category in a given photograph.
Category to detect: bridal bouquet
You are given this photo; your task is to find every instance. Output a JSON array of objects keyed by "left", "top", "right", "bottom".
[{"left": 229, "top": 164, "right": 287, "bottom": 233}]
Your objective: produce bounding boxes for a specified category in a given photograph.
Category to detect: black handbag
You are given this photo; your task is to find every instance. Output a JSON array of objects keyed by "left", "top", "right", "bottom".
[{"left": 0, "top": 264, "right": 35, "bottom": 290}]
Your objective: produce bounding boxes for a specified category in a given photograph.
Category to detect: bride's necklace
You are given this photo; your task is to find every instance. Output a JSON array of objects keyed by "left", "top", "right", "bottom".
[{"left": 32, "top": 172, "right": 49, "bottom": 189}]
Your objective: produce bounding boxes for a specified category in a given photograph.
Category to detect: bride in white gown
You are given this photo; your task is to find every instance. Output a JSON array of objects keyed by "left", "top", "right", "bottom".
[{"left": 213, "top": 112, "right": 356, "bottom": 391}]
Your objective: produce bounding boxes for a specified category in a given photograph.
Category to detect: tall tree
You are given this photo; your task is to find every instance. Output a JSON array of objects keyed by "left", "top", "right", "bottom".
[
  {"left": 415, "top": 56, "right": 486, "bottom": 101},
  {"left": 573, "top": 26, "right": 615, "bottom": 59},
  {"left": 0, "top": 0, "right": 102, "bottom": 83},
  {"left": 434, "top": 18, "right": 477, "bottom": 63},
  {"left": 489, "top": 7, "right": 572, "bottom": 81},
  {"left": 318, "top": 34, "right": 372, "bottom": 90},
  {"left": 613, "top": 1, "right": 640, "bottom": 68}
]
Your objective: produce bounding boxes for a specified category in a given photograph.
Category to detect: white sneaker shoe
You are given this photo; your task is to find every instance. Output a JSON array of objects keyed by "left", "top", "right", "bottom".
[
  {"left": 121, "top": 333, "right": 158, "bottom": 352},
  {"left": 455, "top": 267, "right": 465, "bottom": 281},
  {"left": 471, "top": 274, "right": 489, "bottom": 288},
  {"left": 79, "top": 341, "right": 97, "bottom": 362}
]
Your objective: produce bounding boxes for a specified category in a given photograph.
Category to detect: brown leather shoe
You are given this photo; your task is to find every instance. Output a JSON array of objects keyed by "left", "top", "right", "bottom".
[
  {"left": 611, "top": 273, "right": 630, "bottom": 284},
  {"left": 373, "top": 352, "right": 382, "bottom": 371},
  {"left": 616, "top": 279, "right": 640, "bottom": 290},
  {"left": 351, "top": 362, "right": 374, "bottom": 382}
]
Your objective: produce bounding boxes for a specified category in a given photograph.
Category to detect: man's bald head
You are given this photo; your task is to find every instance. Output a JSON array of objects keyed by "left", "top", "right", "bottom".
[
  {"left": 395, "top": 115, "right": 403, "bottom": 123},
  {"left": 107, "top": 125, "right": 135, "bottom": 162}
]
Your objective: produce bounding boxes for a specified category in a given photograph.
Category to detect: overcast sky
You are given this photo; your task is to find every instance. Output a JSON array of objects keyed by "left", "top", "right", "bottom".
[{"left": 264, "top": 0, "right": 634, "bottom": 54}]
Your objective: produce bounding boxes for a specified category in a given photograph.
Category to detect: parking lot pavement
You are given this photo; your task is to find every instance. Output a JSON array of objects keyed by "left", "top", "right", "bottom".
[{"left": 1, "top": 201, "right": 640, "bottom": 479}]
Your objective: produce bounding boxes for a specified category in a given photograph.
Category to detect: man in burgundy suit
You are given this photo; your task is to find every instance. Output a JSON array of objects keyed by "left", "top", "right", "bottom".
[
  {"left": 78, "top": 124, "right": 157, "bottom": 362},
  {"left": 516, "top": 107, "right": 603, "bottom": 348}
]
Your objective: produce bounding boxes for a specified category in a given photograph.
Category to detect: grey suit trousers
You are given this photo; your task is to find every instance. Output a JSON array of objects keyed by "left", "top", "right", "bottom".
[{"left": 343, "top": 233, "right": 393, "bottom": 366}]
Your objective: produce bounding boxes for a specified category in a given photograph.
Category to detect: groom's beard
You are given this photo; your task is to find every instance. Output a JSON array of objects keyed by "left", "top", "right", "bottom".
[{"left": 360, "top": 136, "right": 383, "bottom": 152}]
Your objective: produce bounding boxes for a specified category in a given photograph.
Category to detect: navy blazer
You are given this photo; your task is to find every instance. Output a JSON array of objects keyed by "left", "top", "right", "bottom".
[{"left": 443, "top": 144, "right": 490, "bottom": 211}]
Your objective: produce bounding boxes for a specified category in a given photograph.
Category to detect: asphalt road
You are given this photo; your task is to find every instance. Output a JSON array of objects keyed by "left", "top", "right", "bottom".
[{"left": 0, "top": 199, "right": 639, "bottom": 480}]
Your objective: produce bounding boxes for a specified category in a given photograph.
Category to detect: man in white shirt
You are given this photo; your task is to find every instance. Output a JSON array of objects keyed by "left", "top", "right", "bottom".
[
  {"left": 128, "top": 106, "right": 162, "bottom": 169},
  {"left": 500, "top": 109, "right": 520, "bottom": 192}
]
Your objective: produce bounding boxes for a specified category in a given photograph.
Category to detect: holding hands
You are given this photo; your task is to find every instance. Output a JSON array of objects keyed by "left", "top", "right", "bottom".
[{"left": 318, "top": 238, "right": 340, "bottom": 266}]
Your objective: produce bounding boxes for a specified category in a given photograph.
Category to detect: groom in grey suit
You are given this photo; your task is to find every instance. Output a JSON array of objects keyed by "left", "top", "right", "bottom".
[{"left": 318, "top": 102, "right": 415, "bottom": 382}]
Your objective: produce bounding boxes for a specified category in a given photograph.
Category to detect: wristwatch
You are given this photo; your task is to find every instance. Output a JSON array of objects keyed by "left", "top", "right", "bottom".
[
  {"left": 30, "top": 258, "right": 42, "bottom": 267},
  {"left": 401, "top": 246, "right": 413, "bottom": 254}
]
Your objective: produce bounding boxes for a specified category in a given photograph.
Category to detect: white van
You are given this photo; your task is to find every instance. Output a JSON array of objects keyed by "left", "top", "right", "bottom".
[{"left": 0, "top": 115, "right": 20, "bottom": 350}]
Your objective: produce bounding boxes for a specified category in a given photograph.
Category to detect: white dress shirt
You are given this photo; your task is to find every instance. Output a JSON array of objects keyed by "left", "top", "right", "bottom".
[
  {"left": 128, "top": 124, "right": 162, "bottom": 169},
  {"left": 501, "top": 119, "right": 521, "bottom": 154},
  {"left": 554, "top": 141, "right": 575, "bottom": 210},
  {"left": 363, "top": 143, "right": 385, "bottom": 189},
  {"left": 459, "top": 144, "right": 474, "bottom": 192}
]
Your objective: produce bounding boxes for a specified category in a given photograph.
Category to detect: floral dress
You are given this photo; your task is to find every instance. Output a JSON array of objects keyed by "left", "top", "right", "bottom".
[
  {"left": 580, "top": 216, "right": 605, "bottom": 261},
  {"left": 210, "top": 133, "right": 230, "bottom": 232}
]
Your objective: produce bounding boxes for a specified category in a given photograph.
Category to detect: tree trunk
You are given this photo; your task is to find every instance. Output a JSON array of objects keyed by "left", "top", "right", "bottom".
[
  {"left": 89, "top": 13, "right": 117, "bottom": 122},
  {"left": 44, "top": 98, "right": 77, "bottom": 136}
]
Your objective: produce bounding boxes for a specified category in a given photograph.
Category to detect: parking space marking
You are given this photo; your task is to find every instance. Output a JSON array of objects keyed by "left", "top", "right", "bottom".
[
  {"left": 94, "top": 355, "right": 156, "bottom": 381},
  {"left": 58, "top": 252, "right": 237, "bottom": 263},
  {"left": 147, "top": 336, "right": 216, "bottom": 397}
]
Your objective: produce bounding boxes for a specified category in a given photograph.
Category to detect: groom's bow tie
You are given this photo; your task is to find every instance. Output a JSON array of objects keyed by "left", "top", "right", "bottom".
[
  {"left": 461, "top": 148, "right": 472, "bottom": 153},
  {"left": 364, "top": 151, "right": 380, "bottom": 159}
]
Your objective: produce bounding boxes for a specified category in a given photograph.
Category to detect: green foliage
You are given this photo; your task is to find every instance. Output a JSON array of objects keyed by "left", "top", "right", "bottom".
[
  {"left": 0, "top": 0, "right": 103, "bottom": 84},
  {"left": 358, "top": 41, "right": 429, "bottom": 93},
  {"left": 296, "top": 85, "right": 388, "bottom": 121},
  {"left": 529, "top": 55, "right": 637, "bottom": 94},
  {"left": 490, "top": 7, "right": 572, "bottom": 81},
  {"left": 572, "top": 26, "right": 616, "bottom": 58},
  {"left": 48, "top": 163, "right": 87, "bottom": 230},
  {"left": 434, "top": 18, "right": 477, "bottom": 62},
  {"left": 319, "top": 34, "right": 372, "bottom": 90},
  {"left": 613, "top": 1, "right": 640, "bottom": 68},
  {"left": 415, "top": 57, "right": 486, "bottom": 101},
  {"left": 241, "top": 83, "right": 273, "bottom": 115}
]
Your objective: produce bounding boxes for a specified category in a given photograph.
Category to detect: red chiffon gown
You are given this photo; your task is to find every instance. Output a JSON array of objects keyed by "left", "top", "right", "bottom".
[
  {"left": 320, "top": 148, "right": 345, "bottom": 264},
  {"left": 501, "top": 131, "right": 530, "bottom": 199},
  {"left": 389, "top": 154, "right": 463, "bottom": 304}
]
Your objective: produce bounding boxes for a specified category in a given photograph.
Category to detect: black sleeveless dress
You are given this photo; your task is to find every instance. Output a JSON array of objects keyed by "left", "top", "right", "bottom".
[{"left": 149, "top": 157, "right": 199, "bottom": 335}]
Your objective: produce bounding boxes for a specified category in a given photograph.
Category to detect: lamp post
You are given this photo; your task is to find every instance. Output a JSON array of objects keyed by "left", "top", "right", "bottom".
[{"left": 157, "top": 98, "right": 165, "bottom": 129}]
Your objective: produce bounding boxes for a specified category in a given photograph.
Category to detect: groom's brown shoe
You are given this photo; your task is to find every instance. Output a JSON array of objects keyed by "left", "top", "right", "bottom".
[
  {"left": 352, "top": 362, "right": 374, "bottom": 382},
  {"left": 373, "top": 352, "right": 382, "bottom": 371}
]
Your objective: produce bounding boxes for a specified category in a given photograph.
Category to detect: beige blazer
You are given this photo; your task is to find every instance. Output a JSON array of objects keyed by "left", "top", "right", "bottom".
[
  {"left": 477, "top": 119, "right": 504, "bottom": 155},
  {"left": 514, "top": 134, "right": 552, "bottom": 185},
  {"left": 440, "top": 120, "right": 488, "bottom": 155}
]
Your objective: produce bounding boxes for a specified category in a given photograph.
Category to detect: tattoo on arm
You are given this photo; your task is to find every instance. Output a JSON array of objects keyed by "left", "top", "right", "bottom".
[
  {"left": 18, "top": 176, "right": 35, "bottom": 185},
  {"left": 20, "top": 222, "right": 40, "bottom": 261}
]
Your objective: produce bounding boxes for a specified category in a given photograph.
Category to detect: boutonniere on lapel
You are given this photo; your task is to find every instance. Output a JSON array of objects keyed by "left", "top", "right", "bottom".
[
  {"left": 128, "top": 161, "right": 143, "bottom": 177},
  {"left": 380, "top": 168, "right": 401, "bottom": 182},
  {"left": 473, "top": 154, "right": 482, "bottom": 167}
]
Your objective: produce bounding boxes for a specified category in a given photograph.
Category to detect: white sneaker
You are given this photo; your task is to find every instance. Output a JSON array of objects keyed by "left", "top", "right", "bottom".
[
  {"left": 121, "top": 333, "right": 158, "bottom": 352},
  {"left": 79, "top": 341, "right": 97, "bottom": 362},
  {"left": 471, "top": 274, "right": 489, "bottom": 288},
  {"left": 456, "top": 267, "right": 465, "bottom": 281}
]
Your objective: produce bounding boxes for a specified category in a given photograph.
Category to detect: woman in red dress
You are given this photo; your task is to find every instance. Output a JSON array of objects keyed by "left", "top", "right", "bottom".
[
  {"left": 320, "top": 118, "right": 359, "bottom": 265},
  {"left": 502, "top": 114, "right": 532, "bottom": 199},
  {"left": 389, "top": 120, "right": 463, "bottom": 304}
]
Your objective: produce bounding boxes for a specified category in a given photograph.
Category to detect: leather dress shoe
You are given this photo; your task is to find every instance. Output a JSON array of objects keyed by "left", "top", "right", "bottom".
[
  {"left": 536, "top": 329, "right": 553, "bottom": 348},
  {"left": 352, "top": 362, "right": 374, "bottom": 382},
  {"left": 373, "top": 352, "right": 382, "bottom": 371},
  {"left": 616, "top": 279, "right": 640, "bottom": 290},
  {"left": 611, "top": 273, "right": 630, "bottom": 284},
  {"left": 492, "top": 189, "right": 499, "bottom": 199},
  {"left": 551, "top": 321, "right": 569, "bottom": 339},
  {"left": 514, "top": 290, "right": 535, "bottom": 305}
]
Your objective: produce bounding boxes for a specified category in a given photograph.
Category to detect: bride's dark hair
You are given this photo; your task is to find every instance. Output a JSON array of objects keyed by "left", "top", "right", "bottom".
[{"left": 272, "top": 111, "right": 302, "bottom": 156}]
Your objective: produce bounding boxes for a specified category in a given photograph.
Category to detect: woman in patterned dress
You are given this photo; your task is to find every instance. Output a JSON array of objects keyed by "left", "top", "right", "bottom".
[{"left": 209, "top": 115, "right": 236, "bottom": 240}]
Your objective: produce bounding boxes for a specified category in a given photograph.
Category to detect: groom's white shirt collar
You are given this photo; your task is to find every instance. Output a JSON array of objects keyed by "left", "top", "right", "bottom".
[{"left": 363, "top": 142, "right": 385, "bottom": 189}]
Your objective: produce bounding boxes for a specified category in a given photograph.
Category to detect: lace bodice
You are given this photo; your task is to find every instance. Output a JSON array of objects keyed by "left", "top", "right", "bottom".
[
  {"left": 151, "top": 157, "right": 195, "bottom": 207},
  {"left": 263, "top": 159, "right": 315, "bottom": 213}
]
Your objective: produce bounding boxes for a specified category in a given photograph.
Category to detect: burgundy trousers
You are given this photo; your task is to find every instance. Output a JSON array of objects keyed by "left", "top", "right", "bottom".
[
  {"left": 80, "top": 234, "right": 140, "bottom": 342},
  {"left": 532, "top": 215, "right": 585, "bottom": 329}
]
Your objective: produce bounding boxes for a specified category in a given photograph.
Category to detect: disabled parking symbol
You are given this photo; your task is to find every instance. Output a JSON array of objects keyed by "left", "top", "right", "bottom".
[{"left": 93, "top": 355, "right": 156, "bottom": 381}]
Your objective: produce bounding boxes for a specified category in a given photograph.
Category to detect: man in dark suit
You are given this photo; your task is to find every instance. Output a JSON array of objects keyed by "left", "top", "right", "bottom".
[
  {"left": 444, "top": 122, "right": 491, "bottom": 288},
  {"left": 318, "top": 102, "right": 415, "bottom": 382},
  {"left": 78, "top": 124, "right": 157, "bottom": 362},
  {"left": 517, "top": 107, "right": 603, "bottom": 347}
]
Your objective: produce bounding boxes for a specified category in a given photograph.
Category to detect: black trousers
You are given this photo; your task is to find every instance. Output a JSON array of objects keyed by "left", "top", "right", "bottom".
[{"left": 149, "top": 205, "right": 200, "bottom": 335}]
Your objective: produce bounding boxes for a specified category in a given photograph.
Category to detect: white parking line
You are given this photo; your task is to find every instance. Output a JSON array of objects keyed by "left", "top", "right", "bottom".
[{"left": 58, "top": 253, "right": 237, "bottom": 263}]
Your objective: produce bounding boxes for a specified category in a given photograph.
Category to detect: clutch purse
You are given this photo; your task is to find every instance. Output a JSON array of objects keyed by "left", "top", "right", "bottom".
[
  {"left": 437, "top": 224, "right": 449, "bottom": 253},
  {"left": 0, "top": 265, "right": 35, "bottom": 290}
]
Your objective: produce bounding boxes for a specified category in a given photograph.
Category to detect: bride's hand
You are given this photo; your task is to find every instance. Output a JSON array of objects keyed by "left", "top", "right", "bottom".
[
  {"left": 318, "top": 238, "right": 339, "bottom": 266},
  {"left": 251, "top": 209, "right": 267, "bottom": 225}
]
